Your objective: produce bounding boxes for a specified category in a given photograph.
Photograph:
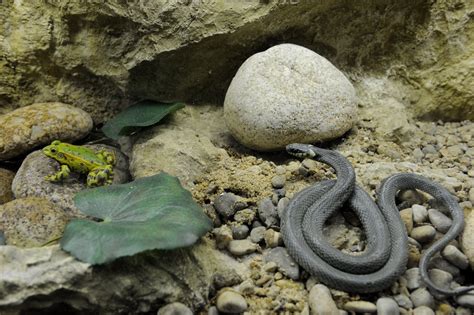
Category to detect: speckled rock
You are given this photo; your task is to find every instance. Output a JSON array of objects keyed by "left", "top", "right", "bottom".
[
  {"left": 11, "top": 145, "right": 129, "bottom": 217},
  {"left": 0, "top": 197, "right": 69, "bottom": 247},
  {"left": 461, "top": 210, "right": 474, "bottom": 269},
  {"left": 308, "top": 284, "right": 339, "bottom": 315},
  {"left": 0, "top": 168, "right": 15, "bottom": 204},
  {"left": 157, "top": 302, "right": 193, "bottom": 315},
  {"left": 0, "top": 103, "right": 93, "bottom": 160},
  {"left": 216, "top": 290, "right": 248, "bottom": 313},
  {"left": 224, "top": 44, "right": 357, "bottom": 151}
]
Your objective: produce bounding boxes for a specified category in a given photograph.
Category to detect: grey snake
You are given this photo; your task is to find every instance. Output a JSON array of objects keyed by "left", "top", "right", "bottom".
[{"left": 280, "top": 143, "right": 474, "bottom": 295}]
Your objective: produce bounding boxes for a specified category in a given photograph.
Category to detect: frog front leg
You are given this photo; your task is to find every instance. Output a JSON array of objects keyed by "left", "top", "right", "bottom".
[
  {"left": 45, "top": 164, "right": 71, "bottom": 182},
  {"left": 87, "top": 165, "right": 114, "bottom": 187}
]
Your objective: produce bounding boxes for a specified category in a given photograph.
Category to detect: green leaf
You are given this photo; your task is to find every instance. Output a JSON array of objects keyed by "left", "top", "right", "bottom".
[
  {"left": 60, "top": 173, "right": 212, "bottom": 264},
  {"left": 102, "top": 100, "right": 184, "bottom": 140}
]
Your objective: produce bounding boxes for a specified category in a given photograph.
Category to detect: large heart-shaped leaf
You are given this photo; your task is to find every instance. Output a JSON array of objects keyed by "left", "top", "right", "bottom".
[
  {"left": 102, "top": 100, "right": 184, "bottom": 139},
  {"left": 60, "top": 173, "right": 212, "bottom": 264}
]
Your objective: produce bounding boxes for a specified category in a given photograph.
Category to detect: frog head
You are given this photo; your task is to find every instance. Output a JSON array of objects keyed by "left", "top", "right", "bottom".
[{"left": 43, "top": 140, "right": 66, "bottom": 163}]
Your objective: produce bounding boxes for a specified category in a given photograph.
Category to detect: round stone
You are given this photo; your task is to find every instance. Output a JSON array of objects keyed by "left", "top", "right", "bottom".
[
  {"left": 216, "top": 290, "right": 248, "bottom": 313},
  {"left": 376, "top": 297, "right": 400, "bottom": 315},
  {"left": 308, "top": 284, "right": 339, "bottom": 315},
  {"left": 0, "top": 102, "right": 93, "bottom": 160},
  {"left": 224, "top": 44, "right": 357, "bottom": 151},
  {"left": 157, "top": 302, "right": 193, "bottom": 315},
  {"left": 0, "top": 197, "right": 69, "bottom": 247}
]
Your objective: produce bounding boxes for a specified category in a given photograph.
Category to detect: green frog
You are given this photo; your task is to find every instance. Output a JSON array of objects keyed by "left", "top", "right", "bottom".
[{"left": 42, "top": 140, "right": 116, "bottom": 187}]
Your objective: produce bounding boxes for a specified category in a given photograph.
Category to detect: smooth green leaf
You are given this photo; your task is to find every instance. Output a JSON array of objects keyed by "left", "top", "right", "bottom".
[
  {"left": 102, "top": 101, "right": 184, "bottom": 139},
  {"left": 60, "top": 173, "right": 212, "bottom": 264}
]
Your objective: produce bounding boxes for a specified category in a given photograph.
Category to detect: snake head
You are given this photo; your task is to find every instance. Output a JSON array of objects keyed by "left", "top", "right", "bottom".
[{"left": 286, "top": 143, "right": 317, "bottom": 158}]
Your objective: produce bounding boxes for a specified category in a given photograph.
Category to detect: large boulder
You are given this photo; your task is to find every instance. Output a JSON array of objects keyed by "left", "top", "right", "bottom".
[
  {"left": 0, "top": 239, "right": 247, "bottom": 313},
  {"left": 0, "top": 1, "right": 471, "bottom": 121},
  {"left": 224, "top": 44, "right": 357, "bottom": 151}
]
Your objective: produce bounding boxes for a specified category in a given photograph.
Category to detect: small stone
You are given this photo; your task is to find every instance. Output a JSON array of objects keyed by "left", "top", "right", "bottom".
[
  {"left": 413, "top": 306, "right": 434, "bottom": 315},
  {"left": 0, "top": 197, "right": 69, "bottom": 247},
  {"left": 469, "top": 188, "right": 474, "bottom": 204},
  {"left": 208, "top": 306, "right": 219, "bottom": 315},
  {"left": 410, "top": 225, "right": 436, "bottom": 243},
  {"left": 227, "top": 239, "right": 258, "bottom": 256},
  {"left": 232, "top": 225, "right": 249, "bottom": 240},
  {"left": 376, "top": 297, "right": 400, "bottom": 315},
  {"left": 233, "top": 208, "right": 256, "bottom": 225},
  {"left": 398, "top": 190, "right": 427, "bottom": 208},
  {"left": 237, "top": 279, "right": 255, "bottom": 295},
  {"left": 400, "top": 208, "right": 413, "bottom": 234},
  {"left": 393, "top": 294, "right": 413, "bottom": 309},
  {"left": 271, "top": 175, "right": 286, "bottom": 189},
  {"left": 264, "top": 229, "right": 282, "bottom": 248},
  {"left": 456, "top": 306, "right": 473, "bottom": 315},
  {"left": 277, "top": 197, "right": 290, "bottom": 218},
  {"left": 441, "top": 245, "right": 469, "bottom": 269},
  {"left": 412, "top": 205, "right": 428, "bottom": 224},
  {"left": 343, "top": 301, "right": 377, "bottom": 313},
  {"left": 212, "top": 270, "right": 242, "bottom": 290},
  {"left": 0, "top": 102, "right": 93, "bottom": 160},
  {"left": 308, "top": 284, "right": 339, "bottom": 315},
  {"left": 427, "top": 209, "right": 452, "bottom": 233},
  {"left": 405, "top": 268, "right": 422, "bottom": 291},
  {"left": 263, "top": 261, "right": 278, "bottom": 272},
  {"left": 216, "top": 290, "right": 247, "bottom": 313},
  {"left": 275, "top": 165, "right": 286, "bottom": 175},
  {"left": 302, "top": 158, "right": 317, "bottom": 170},
  {"left": 436, "top": 303, "right": 453, "bottom": 315},
  {"left": 157, "top": 302, "right": 193, "bottom": 315},
  {"left": 422, "top": 145, "right": 437, "bottom": 155},
  {"left": 410, "top": 287, "right": 435, "bottom": 308},
  {"left": 461, "top": 210, "right": 474, "bottom": 269},
  {"left": 214, "top": 193, "right": 246, "bottom": 220},
  {"left": 213, "top": 225, "right": 233, "bottom": 249},
  {"left": 428, "top": 255, "right": 460, "bottom": 277},
  {"left": 0, "top": 169, "right": 15, "bottom": 205},
  {"left": 250, "top": 226, "right": 266, "bottom": 243},
  {"left": 457, "top": 293, "right": 474, "bottom": 308},
  {"left": 258, "top": 197, "right": 278, "bottom": 227},
  {"left": 263, "top": 246, "right": 299, "bottom": 280},
  {"left": 428, "top": 269, "right": 453, "bottom": 290},
  {"left": 413, "top": 148, "right": 424, "bottom": 161}
]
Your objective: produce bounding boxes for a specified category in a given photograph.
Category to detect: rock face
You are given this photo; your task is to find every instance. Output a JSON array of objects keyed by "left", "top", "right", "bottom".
[
  {"left": 224, "top": 44, "right": 357, "bottom": 151},
  {"left": 0, "top": 239, "right": 247, "bottom": 314},
  {"left": 0, "top": 1, "right": 472, "bottom": 122},
  {"left": 0, "top": 197, "right": 69, "bottom": 247},
  {"left": 12, "top": 145, "right": 129, "bottom": 217},
  {"left": 0, "top": 103, "right": 93, "bottom": 160}
]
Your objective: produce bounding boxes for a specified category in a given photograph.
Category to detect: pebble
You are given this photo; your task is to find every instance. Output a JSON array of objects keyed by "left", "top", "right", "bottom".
[
  {"left": 257, "top": 197, "right": 278, "bottom": 227},
  {"left": 263, "top": 247, "right": 299, "bottom": 280},
  {"left": 461, "top": 210, "right": 474, "bottom": 270},
  {"left": 277, "top": 197, "right": 289, "bottom": 218},
  {"left": 0, "top": 168, "right": 14, "bottom": 205},
  {"left": 213, "top": 193, "right": 246, "bottom": 220},
  {"left": 427, "top": 209, "right": 452, "bottom": 233},
  {"left": 0, "top": 102, "right": 93, "bottom": 160},
  {"left": 469, "top": 188, "right": 474, "bottom": 204},
  {"left": 412, "top": 205, "right": 428, "bottom": 224},
  {"left": 264, "top": 229, "right": 282, "bottom": 248},
  {"left": 456, "top": 293, "right": 474, "bottom": 308},
  {"left": 428, "top": 255, "right": 460, "bottom": 277},
  {"left": 213, "top": 225, "right": 233, "bottom": 249},
  {"left": 223, "top": 44, "right": 357, "bottom": 151},
  {"left": 250, "top": 226, "right": 266, "bottom": 243},
  {"left": 157, "top": 302, "right": 193, "bottom": 315},
  {"left": 216, "top": 290, "right": 248, "bottom": 313},
  {"left": 428, "top": 268, "right": 453, "bottom": 290},
  {"left": 308, "top": 284, "right": 339, "bottom": 315},
  {"left": 232, "top": 225, "right": 249, "bottom": 240},
  {"left": 227, "top": 240, "right": 258, "bottom": 256},
  {"left": 399, "top": 208, "right": 413, "bottom": 233},
  {"left": 271, "top": 175, "right": 286, "bottom": 189},
  {"left": 0, "top": 197, "right": 69, "bottom": 247},
  {"left": 376, "top": 297, "right": 400, "bottom": 315},
  {"left": 0, "top": 230, "right": 5, "bottom": 245},
  {"left": 441, "top": 244, "right": 469, "bottom": 269},
  {"left": 399, "top": 190, "right": 427, "bottom": 209},
  {"left": 405, "top": 267, "right": 422, "bottom": 291},
  {"left": 456, "top": 306, "right": 473, "bottom": 314},
  {"left": 422, "top": 145, "right": 437, "bottom": 155},
  {"left": 410, "top": 287, "right": 435, "bottom": 308},
  {"left": 413, "top": 306, "right": 435, "bottom": 315},
  {"left": 410, "top": 225, "right": 436, "bottom": 243},
  {"left": 263, "top": 261, "right": 278, "bottom": 272},
  {"left": 208, "top": 306, "right": 219, "bottom": 315},
  {"left": 393, "top": 294, "right": 413, "bottom": 309},
  {"left": 275, "top": 165, "right": 286, "bottom": 175},
  {"left": 343, "top": 301, "right": 377, "bottom": 313}
]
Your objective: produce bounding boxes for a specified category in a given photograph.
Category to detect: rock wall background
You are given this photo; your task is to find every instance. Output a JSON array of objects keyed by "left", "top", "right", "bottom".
[{"left": 0, "top": 0, "right": 472, "bottom": 122}]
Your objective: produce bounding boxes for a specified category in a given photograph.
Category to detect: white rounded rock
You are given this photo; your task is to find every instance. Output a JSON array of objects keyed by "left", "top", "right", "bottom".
[{"left": 224, "top": 43, "right": 357, "bottom": 151}]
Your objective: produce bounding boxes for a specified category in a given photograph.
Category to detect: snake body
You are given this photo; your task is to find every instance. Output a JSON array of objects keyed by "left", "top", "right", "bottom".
[{"left": 281, "top": 144, "right": 474, "bottom": 295}]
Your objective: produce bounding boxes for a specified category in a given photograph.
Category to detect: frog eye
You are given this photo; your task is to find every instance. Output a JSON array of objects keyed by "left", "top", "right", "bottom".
[{"left": 50, "top": 148, "right": 57, "bottom": 153}]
